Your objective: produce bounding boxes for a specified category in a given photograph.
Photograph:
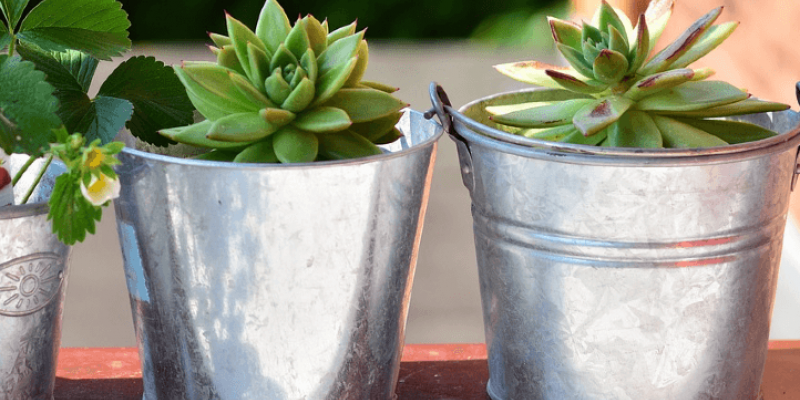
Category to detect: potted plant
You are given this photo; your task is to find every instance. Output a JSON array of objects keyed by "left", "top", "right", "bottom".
[
  {"left": 428, "top": 0, "right": 799, "bottom": 398},
  {"left": 0, "top": 0, "right": 193, "bottom": 397},
  {"left": 112, "top": 0, "right": 442, "bottom": 398}
]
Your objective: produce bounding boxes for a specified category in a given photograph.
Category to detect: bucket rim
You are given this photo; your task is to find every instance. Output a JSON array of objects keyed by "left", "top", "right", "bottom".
[
  {"left": 453, "top": 88, "right": 800, "bottom": 165},
  {"left": 0, "top": 202, "right": 48, "bottom": 220},
  {"left": 119, "top": 109, "right": 443, "bottom": 169}
]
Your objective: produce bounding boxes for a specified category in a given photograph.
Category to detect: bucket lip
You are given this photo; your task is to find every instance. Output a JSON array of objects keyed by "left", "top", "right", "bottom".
[
  {"left": 455, "top": 88, "right": 800, "bottom": 165},
  {"left": 119, "top": 109, "right": 443, "bottom": 169},
  {"left": 0, "top": 202, "right": 48, "bottom": 220}
]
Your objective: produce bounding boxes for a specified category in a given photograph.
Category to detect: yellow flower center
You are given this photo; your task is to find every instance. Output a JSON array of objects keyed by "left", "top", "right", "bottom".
[
  {"left": 87, "top": 177, "right": 108, "bottom": 195},
  {"left": 86, "top": 149, "right": 104, "bottom": 169}
]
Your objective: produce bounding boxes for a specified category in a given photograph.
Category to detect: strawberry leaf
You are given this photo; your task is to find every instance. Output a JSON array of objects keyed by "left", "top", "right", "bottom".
[
  {"left": 0, "top": 25, "right": 11, "bottom": 49},
  {"left": 0, "top": 54, "right": 61, "bottom": 155},
  {"left": 0, "top": 0, "right": 28, "bottom": 31},
  {"left": 17, "top": 0, "right": 131, "bottom": 61},
  {"left": 98, "top": 56, "right": 194, "bottom": 147},
  {"left": 47, "top": 170, "right": 102, "bottom": 245}
]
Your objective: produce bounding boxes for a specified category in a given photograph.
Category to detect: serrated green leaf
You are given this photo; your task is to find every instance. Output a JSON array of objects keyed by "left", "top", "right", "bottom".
[
  {"left": 488, "top": 99, "right": 594, "bottom": 128},
  {"left": 17, "top": 0, "right": 131, "bottom": 61},
  {"left": 255, "top": 0, "right": 291, "bottom": 55},
  {"left": 0, "top": 54, "right": 61, "bottom": 155},
  {"left": 292, "top": 106, "right": 351, "bottom": 133},
  {"left": 651, "top": 114, "right": 728, "bottom": 148},
  {"left": 233, "top": 138, "right": 279, "bottom": 163},
  {"left": 0, "top": 28, "right": 11, "bottom": 50},
  {"left": 71, "top": 95, "right": 133, "bottom": 144},
  {"left": 272, "top": 125, "right": 318, "bottom": 163},
  {"left": 16, "top": 45, "right": 92, "bottom": 94},
  {"left": 47, "top": 171, "right": 103, "bottom": 245},
  {"left": 99, "top": 56, "right": 194, "bottom": 147},
  {"left": 671, "top": 117, "right": 778, "bottom": 144},
  {"left": 636, "top": 81, "right": 749, "bottom": 112},
  {"left": 0, "top": 0, "right": 28, "bottom": 31},
  {"left": 607, "top": 111, "right": 663, "bottom": 148},
  {"left": 573, "top": 96, "right": 634, "bottom": 136},
  {"left": 317, "top": 129, "right": 382, "bottom": 160},
  {"left": 320, "top": 88, "right": 406, "bottom": 123}
]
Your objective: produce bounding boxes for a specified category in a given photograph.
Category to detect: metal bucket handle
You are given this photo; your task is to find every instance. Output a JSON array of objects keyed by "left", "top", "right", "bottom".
[{"left": 425, "top": 82, "right": 478, "bottom": 193}]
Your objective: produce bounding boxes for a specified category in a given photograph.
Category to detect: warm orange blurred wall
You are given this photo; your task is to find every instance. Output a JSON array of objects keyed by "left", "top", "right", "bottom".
[{"left": 572, "top": 0, "right": 800, "bottom": 220}]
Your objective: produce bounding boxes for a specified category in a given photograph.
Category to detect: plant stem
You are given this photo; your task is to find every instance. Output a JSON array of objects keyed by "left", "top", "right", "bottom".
[
  {"left": 20, "top": 153, "right": 53, "bottom": 205},
  {"left": 8, "top": 38, "right": 15, "bottom": 57},
  {"left": 11, "top": 155, "right": 36, "bottom": 185}
]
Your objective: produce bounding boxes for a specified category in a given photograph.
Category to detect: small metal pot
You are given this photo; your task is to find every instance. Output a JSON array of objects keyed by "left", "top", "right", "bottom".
[
  {"left": 428, "top": 83, "right": 800, "bottom": 400},
  {"left": 114, "top": 110, "right": 442, "bottom": 399},
  {"left": 0, "top": 156, "right": 70, "bottom": 400}
]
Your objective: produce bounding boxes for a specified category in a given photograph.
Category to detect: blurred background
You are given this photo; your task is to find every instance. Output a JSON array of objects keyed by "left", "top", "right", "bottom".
[{"left": 39, "top": 0, "right": 800, "bottom": 347}]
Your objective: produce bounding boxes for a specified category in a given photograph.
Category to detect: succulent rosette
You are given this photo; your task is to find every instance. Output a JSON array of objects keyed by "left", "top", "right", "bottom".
[
  {"left": 161, "top": 0, "right": 408, "bottom": 163},
  {"left": 488, "top": 0, "right": 790, "bottom": 148}
]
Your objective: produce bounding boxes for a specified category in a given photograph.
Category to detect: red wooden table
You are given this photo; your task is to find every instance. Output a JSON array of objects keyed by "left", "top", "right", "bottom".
[{"left": 55, "top": 342, "right": 800, "bottom": 399}]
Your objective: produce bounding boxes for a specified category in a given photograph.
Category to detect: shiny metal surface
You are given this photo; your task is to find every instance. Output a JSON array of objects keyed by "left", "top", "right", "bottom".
[
  {"left": 0, "top": 156, "right": 71, "bottom": 400},
  {"left": 114, "top": 110, "right": 442, "bottom": 400},
  {"left": 433, "top": 86, "right": 800, "bottom": 400}
]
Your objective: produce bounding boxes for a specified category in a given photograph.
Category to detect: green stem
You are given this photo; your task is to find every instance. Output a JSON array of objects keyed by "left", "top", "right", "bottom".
[
  {"left": 8, "top": 38, "right": 15, "bottom": 57},
  {"left": 11, "top": 155, "right": 36, "bottom": 185},
  {"left": 20, "top": 153, "right": 53, "bottom": 205}
]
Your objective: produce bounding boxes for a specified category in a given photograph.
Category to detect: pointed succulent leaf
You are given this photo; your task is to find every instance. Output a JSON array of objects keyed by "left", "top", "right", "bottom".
[
  {"left": 216, "top": 45, "right": 247, "bottom": 76},
  {"left": 691, "top": 67, "right": 715, "bottom": 81},
  {"left": 636, "top": 81, "right": 748, "bottom": 112},
  {"left": 247, "top": 42, "right": 270, "bottom": 90},
  {"left": 327, "top": 21, "right": 357, "bottom": 45},
  {"left": 494, "top": 61, "right": 583, "bottom": 89},
  {"left": 256, "top": 0, "right": 291, "bottom": 54},
  {"left": 317, "top": 129, "right": 382, "bottom": 160},
  {"left": 304, "top": 15, "right": 328, "bottom": 56},
  {"left": 359, "top": 81, "right": 398, "bottom": 93},
  {"left": 180, "top": 62, "right": 262, "bottom": 111},
  {"left": 640, "top": 6, "right": 722, "bottom": 75},
  {"left": 624, "top": 68, "right": 695, "bottom": 101},
  {"left": 592, "top": 1, "right": 634, "bottom": 38},
  {"left": 673, "top": 117, "right": 778, "bottom": 144},
  {"left": 206, "top": 111, "right": 280, "bottom": 142},
  {"left": 651, "top": 114, "right": 727, "bottom": 148},
  {"left": 607, "top": 111, "right": 663, "bottom": 148},
  {"left": 317, "top": 31, "right": 363, "bottom": 78},
  {"left": 269, "top": 43, "right": 299, "bottom": 73},
  {"left": 1, "top": 0, "right": 28, "bottom": 31},
  {"left": 174, "top": 66, "right": 257, "bottom": 120},
  {"left": 669, "top": 21, "right": 738, "bottom": 69},
  {"left": 209, "top": 32, "right": 232, "bottom": 48},
  {"left": 561, "top": 125, "right": 609, "bottom": 145},
  {"left": 160, "top": 120, "right": 253, "bottom": 149},
  {"left": 556, "top": 43, "right": 595, "bottom": 79},
  {"left": 545, "top": 70, "right": 607, "bottom": 94},
  {"left": 299, "top": 49, "right": 317, "bottom": 82},
  {"left": 548, "top": 17, "right": 582, "bottom": 51},
  {"left": 521, "top": 124, "right": 576, "bottom": 140},
  {"left": 264, "top": 68, "right": 292, "bottom": 105},
  {"left": 654, "top": 97, "right": 789, "bottom": 118},
  {"left": 284, "top": 18, "right": 311, "bottom": 60},
  {"left": 260, "top": 107, "right": 295, "bottom": 125},
  {"left": 320, "top": 88, "right": 407, "bottom": 123},
  {"left": 607, "top": 26, "right": 629, "bottom": 57},
  {"left": 371, "top": 127, "right": 403, "bottom": 145},
  {"left": 233, "top": 138, "right": 279, "bottom": 163},
  {"left": 343, "top": 40, "right": 369, "bottom": 87},
  {"left": 321, "top": 19, "right": 329, "bottom": 33},
  {"left": 643, "top": 0, "right": 674, "bottom": 51},
  {"left": 292, "top": 106, "right": 351, "bottom": 133},
  {"left": 289, "top": 65, "right": 308, "bottom": 87},
  {"left": 582, "top": 40, "right": 602, "bottom": 65},
  {"left": 581, "top": 21, "right": 604, "bottom": 46},
  {"left": 17, "top": 0, "right": 131, "bottom": 60},
  {"left": 227, "top": 13, "right": 267, "bottom": 79},
  {"left": 627, "top": 15, "right": 650, "bottom": 74},
  {"left": 195, "top": 150, "right": 239, "bottom": 162},
  {"left": 281, "top": 77, "right": 315, "bottom": 112},
  {"left": 597, "top": 1, "right": 628, "bottom": 46},
  {"left": 311, "top": 56, "right": 358, "bottom": 107},
  {"left": 228, "top": 71, "right": 275, "bottom": 107},
  {"left": 573, "top": 96, "right": 634, "bottom": 136},
  {"left": 273, "top": 125, "right": 318, "bottom": 163},
  {"left": 488, "top": 99, "right": 594, "bottom": 128},
  {"left": 592, "top": 49, "right": 629, "bottom": 83},
  {"left": 349, "top": 111, "right": 402, "bottom": 141}
]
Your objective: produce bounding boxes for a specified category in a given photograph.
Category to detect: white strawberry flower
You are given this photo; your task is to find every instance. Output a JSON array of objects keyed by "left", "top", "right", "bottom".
[{"left": 80, "top": 173, "right": 121, "bottom": 206}]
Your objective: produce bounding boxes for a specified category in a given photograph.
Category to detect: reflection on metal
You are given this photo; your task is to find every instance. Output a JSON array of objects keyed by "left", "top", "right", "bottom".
[
  {"left": 0, "top": 156, "right": 71, "bottom": 400},
  {"left": 429, "top": 83, "right": 800, "bottom": 400},
  {"left": 114, "top": 110, "right": 442, "bottom": 399}
]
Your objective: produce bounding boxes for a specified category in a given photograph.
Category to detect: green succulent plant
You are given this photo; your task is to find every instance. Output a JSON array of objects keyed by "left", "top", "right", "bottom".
[
  {"left": 487, "top": 0, "right": 790, "bottom": 148},
  {"left": 161, "top": 0, "right": 408, "bottom": 163}
]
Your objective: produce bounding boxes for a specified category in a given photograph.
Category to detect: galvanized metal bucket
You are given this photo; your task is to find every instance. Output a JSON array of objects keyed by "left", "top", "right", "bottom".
[
  {"left": 428, "top": 83, "right": 800, "bottom": 400},
  {"left": 0, "top": 156, "right": 70, "bottom": 400},
  {"left": 113, "top": 110, "right": 442, "bottom": 400}
]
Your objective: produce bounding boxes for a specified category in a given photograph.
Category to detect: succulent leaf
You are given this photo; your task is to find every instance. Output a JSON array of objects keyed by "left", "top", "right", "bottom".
[
  {"left": 598, "top": 1, "right": 629, "bottom": 47},
  {"left": 234, "top": 138, "right": 279, "bottom": 163},
  {"left": 206, "top": 111, "right": 280, "bottom": 142},
  {"left": 317, "top": 129, "right": 382, "bottom": 160},
  {"left": 317, "top": 32, "right": 363, "bottom": 77},
  {"left": 548, "top": 17, "right": 583, "bottom": 51},
  {"left": 281, "top": 77, "right": 315, "bottom": 112},
  {"left": 669, "top": 21, "right": 738, "bottom": 69},
  {"left": 607, "top": 111, "right": 663, "bottom": 148},
  {"left": 247, "top": 43, "right": 270, "bottom": 90},
  {"left": 371, "top": 127, "right": 403, "bottom": 145},
  {"left": 264, "top": 68, "right": 292, "bottom": 105},
  {"left": 312, "top": 56, "right": 358, "bottom": 107},
  {"left": 359, "top": 81, "right": 399, "bottom": 93},
  {"left": 327, "top": 22, "right": 357, "bottom": 45},
  {"left": 522, "top": 124, "right": 576, "bottom": 140},
  {"left": 640, "top": 6, "right": 722, "bottom": 75},
  {"left": 260, "top": 107, "right": 295, "bottom": 124},
  {"left": 269, "top": 43, "right": 299, "bottom": 73},
  {"left": 227, "top": 14, "right": 268, "bottom": 80},
  {"left": 691, "top": 67, "right": 715, "bottom": 81},
  {"left": 488, "top": 99, "right": 595, "bottom": 128},
  {"left": 627, "top": 15, "right": 650, "bottom": 74},
  {"left": 653, "top": 97, "right": 789, "bottom": 118},
  {"left": 607, "top": 26, "right": 629, "bottom": 56},
  {"left": 561, "top": 126, "right": 609, "bottom": 145},
  {"left": 556, "top": 43, "right": 596, "bottom": 79},
  {"left": 494, "top": 61, "right": 584, "bottom": 89},
  {"left": 350, "top": 111, "right": 403, "bottom": 141},
  {"left": 636, "top": 80, "right": 748, "bottom": 112},
  {"left": 256, "top": 0, "right": 291, "bottom": 54},
  {"left": 546, "top": 70, "right": 607, "bottom": 94},
  {"left": 216, "top": 45, "right": 247, "bottom": 76},
  {"left": 304, "top": 15, "right": 328, "bottom": 56},
  {"left": 159, "top": 120, "right": 252, "bottom": 149},
  {"left": 624, "top": 68, "right": 695, "bottom": 101},
  {"left": 643, "top": 0, "right": 674, "bottom": 51},
  {"left": 196, "top": 150, "right": 239, "bottom": 162},
  {"left": 209, "top": 33, "right": 232, "bottom": 48},
  {"left": 572, "top": 96, "right": 634, "bottom": 136},
  {"left": 273, "top": 125, "right": 318, "bottom": 163},
  {"left": 284, "top": 19, "right": 311, "bottom": 59},
  {"left": 672, "top": 117, "right": 777, "bottom": 144},
  {"left": 343, "top": 40, "right": 369, "bottom": 87},
  {"left": 651, "top": 114, "right": 727, "bottom": 147},
  {"left": 592, "top": 49, "right": 629, "bottom": 83},
  {"left": 321, "top": 87, "right": 407, "bottom": 123},
  {"left": 228, "top": 70, "right": 275, "bottom": 107},
  {"left": 292, "top": 106, "right": 351, "bottom": 133}
]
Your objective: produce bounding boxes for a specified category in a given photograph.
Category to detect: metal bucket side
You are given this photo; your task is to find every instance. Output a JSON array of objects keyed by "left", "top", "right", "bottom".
[
  {"left": 114, "top": 110, "right": 442, "bottom": 400},
  {"left": 442, "top": 88, "right": 800, "bottom": 400},
  {"left": 0, "top": 156, "right": 71, "bottom": 400}
]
